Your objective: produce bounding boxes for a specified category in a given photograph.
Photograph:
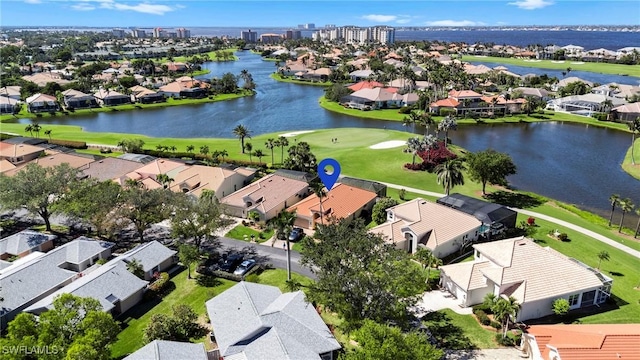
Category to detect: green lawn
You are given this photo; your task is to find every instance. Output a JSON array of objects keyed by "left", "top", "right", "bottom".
[
  {"left": 622, "top": 137, "right": 640, "bottom": 180},
  {"left": 460, "top": 55, "right": 640, "bottom": 77},
  {"left": 0, "top": 92, "right": 253, "bottom": 122},
  {"left": 270, "top": 73, "right": 333, "bottom": 87},
  {"left": 111, "top": 268, "right": 312, "bottom": 358},
  {"left": 422, "top": 309, "right": 498, "bottom": 349},
  {"left": 225, "top": 225, "right": 274, "bottom": 243}
]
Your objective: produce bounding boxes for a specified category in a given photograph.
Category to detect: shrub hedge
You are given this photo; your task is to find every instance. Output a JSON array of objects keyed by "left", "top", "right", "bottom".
[{"left": 49, "top": 138, "right": 87, "bottom": 149}]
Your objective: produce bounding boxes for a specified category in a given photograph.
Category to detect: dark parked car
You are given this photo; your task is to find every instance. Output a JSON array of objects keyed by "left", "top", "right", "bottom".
[
  {"left": 288, "top": 227, "right": 305, "bottom": 242},
  {"left": 220, "top": 253, "right": 244, "bottom": 273},
  {"left": 233, "top": 259, "right": 257, "bottom": 276}
]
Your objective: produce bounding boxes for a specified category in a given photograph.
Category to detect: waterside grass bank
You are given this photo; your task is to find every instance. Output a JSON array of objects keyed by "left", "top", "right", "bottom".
[
  {"left": 460, "top": 55, "right": 640, "bottom": 78},
  {"left": 269, "top": 73, "right": 333, "bottom": 87},
  {"left": 0, "top": 91, "right": 253, "bottom": 122}
]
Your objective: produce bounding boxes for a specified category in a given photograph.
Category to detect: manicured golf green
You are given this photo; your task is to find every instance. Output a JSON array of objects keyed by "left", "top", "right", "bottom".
[{"left": 460, "top": 55, "right": 640, "bottom": 78}]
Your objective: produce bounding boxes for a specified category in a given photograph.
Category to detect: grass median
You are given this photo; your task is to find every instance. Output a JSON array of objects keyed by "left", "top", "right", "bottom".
[{"left": 460, "top": 55, "right": 640, "bottom": 77}]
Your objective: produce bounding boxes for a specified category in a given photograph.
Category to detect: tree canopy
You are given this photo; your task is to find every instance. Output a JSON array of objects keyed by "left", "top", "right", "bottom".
[
  {"left": 340, "top": 320, "right": 443, "bottom": 360},
  {"left": 0, "top": 294, "right": 119, "bottom": 360},
  {"left": 170, "top": 190, "right": 225, "bottom": 251},
  {"left": 0, "top": 163, "right": 80, "bottom": 231},
  {"left": 300, "top": 218, "right": 426, "bottom": 329},
  {"left": 466, "top": 149, "right": 517, "bottom": 195}
]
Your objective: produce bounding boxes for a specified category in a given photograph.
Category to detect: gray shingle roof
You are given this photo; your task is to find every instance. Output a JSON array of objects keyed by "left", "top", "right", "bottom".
[
  {"left": 0, "top": 230, "right": 56, "bottom": 256},
  {"left": 64, "top": 236, "right": 115, "bottom": 264},
  {"left": 25, "top": 260, "right": 148, "bottom": 314},
  {"left": 206, "top": 282, "right": 340, "bottom": 360},
  {"left": 0, "top": 237, "right": 114, "bottom": 317},
  {"left": 123, "top": 340, "right": 208, "bottom": 360},
  {"left": 122, "top": 241, "right": 176, "bottom": 272}
]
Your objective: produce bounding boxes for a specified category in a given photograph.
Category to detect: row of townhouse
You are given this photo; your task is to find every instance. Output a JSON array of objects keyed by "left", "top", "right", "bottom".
[{"left": 0, "top": 232, "right": 177, "bottom": 331}]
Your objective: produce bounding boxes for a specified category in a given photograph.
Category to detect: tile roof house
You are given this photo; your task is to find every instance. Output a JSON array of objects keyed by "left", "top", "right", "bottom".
[
  {"left": 347, "top": 81, "right": 384, "bottom": 91},
  {"left": 2, "top": 151, "right": 96, "bottom": 177},
  {"left": 129, "top": 85, "right": 165, "bottom": 104},
  {"left": 61, "top": 89, "right": 97, "bottom": 109},
  {"left": 0, "top": 141, "right": 45, "bottom": 165},
  {"left": 25, "top": 93, "right": 59, "bottom": 113},
  {"left": 439, "top": 237, "right": 613, "bottom": 321},
  {"left": 287, "top": 183, "right": 378, "bottom": 230},
  {"left": 369, "top": 198, "right": 482, "bottom": 257},
  {"left": 168, "top": 164, "right": 255, "bottom": 199},
  {"left": 22, "top": 73, "right": 71, "bottom": 87},
  {"left": 0, "top": 237, "right": 114, "bottom": 330},
  {"left": 0, "top": 230, "right": 56, "bottom": 260},
  {"left": 206, "top": 282, "right": 341, "bottom": 360},
  {"left": 123, "top": 340, "right": 208, "bottom": 360},
  {"left": 159, "top": 78, "right": 209, "bottom": 99},
  {"left": 0, "top": 85, "right": 22, "bottom": 100},
  {"left": 221, "top": 173, "right": 310, "bottom": 221},
  {"left": 554, "top": 77, "right": 594, "bottom": 91},
  {"left": 612, "top": 102, "right": 640, "bottom": 122},
  {"left": 521, "top": 324, "right": 640, "bottom": 360},
  {"left": 0, "top": 159, "right": 16, "bottom": 173},
  {"left": 119, "top": 158, "right": 186, "bottom": 187},
  {"left": 80, "top": 157, "right": 145, "bottom": 182},
  {"left": 94, "top": 89, "right": 131, "bottom": 106}
]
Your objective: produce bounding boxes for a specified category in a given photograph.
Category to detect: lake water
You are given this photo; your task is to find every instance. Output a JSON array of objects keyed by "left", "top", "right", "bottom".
[{"left": 19, "top": 51, "right": 640, "bottom": 224}]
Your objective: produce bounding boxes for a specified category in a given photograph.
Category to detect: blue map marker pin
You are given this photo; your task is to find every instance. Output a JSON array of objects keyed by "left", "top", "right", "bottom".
[{"left": 318, "top": 158, "right": 341, "bottom": 191}]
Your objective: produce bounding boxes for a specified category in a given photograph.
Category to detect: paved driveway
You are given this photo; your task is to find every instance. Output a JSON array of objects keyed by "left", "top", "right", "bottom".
[
  {"left": 413, "top": 288, "right": 473, "bottom": 318},
  {"left": 445, "top": 349, "right": 525, "bottom": 360}
]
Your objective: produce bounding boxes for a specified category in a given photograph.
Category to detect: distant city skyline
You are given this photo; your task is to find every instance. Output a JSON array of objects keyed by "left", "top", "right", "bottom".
[{"left": 1, "top": 0, "right": 638, "bottom": 28}]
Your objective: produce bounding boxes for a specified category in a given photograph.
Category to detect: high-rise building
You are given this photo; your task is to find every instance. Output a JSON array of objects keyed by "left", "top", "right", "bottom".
[
  {"left": 176, "top": 28, "right": 191, "bottom": 38},
  {"left": 112, "top": 29, "right": 125, "bottom": 38},
  {"left": 240, "top": 29, "right": 258, "bottom": 43},
  {"left": 312, "top": 25, "right": 395, "bottom": 44},
  {"left": 131, "top": 29, "right": 146, "bottom": 38},
  {"left": 153, "top": 27, "right": 166, "bottom": 38},
  {"left": 260, "top": 33, "right": 282, "bottom": 44},
  {"left": 285, "top": 29, "right": 302, "bottom": 40},
  {"left": 304, "top": 23, "right": 315, "bottom": 29}
]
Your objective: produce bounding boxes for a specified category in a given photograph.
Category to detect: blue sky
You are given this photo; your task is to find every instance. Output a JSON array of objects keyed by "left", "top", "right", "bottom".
[{"left": 1, "top": 0, "right": 638, "bottom": 27}]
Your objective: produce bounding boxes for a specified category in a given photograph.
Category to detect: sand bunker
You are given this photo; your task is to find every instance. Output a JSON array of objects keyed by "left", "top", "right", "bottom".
[
  {"left": 278, "top": 130, "right": 315, "bottom": 137},
  {"left": 551, "top": 60, "right": 565, "bottom": 63},
  {"left": 369, "top": 140, "right": 407, "bottom": 149},
  {"left": 571, "top": 62, "right": 585, "bottom": 65}
]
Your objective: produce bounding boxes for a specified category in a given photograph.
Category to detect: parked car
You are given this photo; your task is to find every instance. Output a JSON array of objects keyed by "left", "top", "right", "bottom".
[
  {"left": 288, "top": 227, "right": 305, "bottom": 242},
  {"left": 220, "top": 253, "right": 244, "bottom": 273},
  {"left": 233, "top": 259, "right": 257, "bottom": 276}
]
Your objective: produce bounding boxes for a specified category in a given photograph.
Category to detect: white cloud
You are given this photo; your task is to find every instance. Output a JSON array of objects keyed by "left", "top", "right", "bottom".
[
  {"left": 97, "top": 0, "right": 176, "bottom": 15},
  {"left": 425, "top": 20, "right": 485, "bottom": 26},
  {"left": 508, "top": 0, "right": 553, "bottom": 10},
  {"left": 396, "top": 19, "right": 411, "bottom": 24},
  {"left": 71, "top": 3, "right": 95, "bottom": 11},
  {"left": 361, "top": 14, "right": 398, "bottom": 22},
  {"left": 24, "top": 0, "right": 42, "bottom": 4}
]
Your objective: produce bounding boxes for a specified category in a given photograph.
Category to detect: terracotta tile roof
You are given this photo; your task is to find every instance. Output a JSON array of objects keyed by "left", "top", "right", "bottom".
[
  {"left": 430, "top": 98, "right": 460, "bottom": 108},
  {"left": 168, "top": 165, "right": 244, "bottom": 197},
  {"left": 124, "top": 159, "right": 184, "bottom": 180},
  {"left": 0, "top": 159, "right": 16, "bottom": 172},
  {"left": 350, "top": 87, "right": 395, "bottom": 102},
  {"left": 0, "top": 142, "right": 44, "bottom": 159},
  {"left": 221, "top": 174, "right": 309, "bottom": 215},
  {"left": 287, "top": 184, "right": 377, "bottom": 225},
  {"left": 25, "top": 93, "right": 57, "bottom": 104},
  {"left": 80, "top": 157, "right": 143, "bottom": 182},
  {"left": 348, "top": 81, "right": 384, "bottom": 91},
  {"left": 473, "top": 237, "right": 606, "bottom": 302},
  {"left": 4, "top": 152, "right": 95, "bottom": 176},
  {"left": 613, "top": 102, "right": 640, "bottom": 113},
  {"left": 438, "top": 261, "right": 493, "bottom": 291},
  {"left": 526, "top": 324, "right": 640, "bottom": 360}
]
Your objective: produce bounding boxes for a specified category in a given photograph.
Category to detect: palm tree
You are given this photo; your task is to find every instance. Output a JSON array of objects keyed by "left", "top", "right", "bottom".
[
  {"left": 254, "top": 149, "right": 265, "bottom": 164},
  {"left": 44, "top": 129, "right": 52, "bottom": 139},
  {"left": 199, "top": 145, "right": 209, "bottom": 156},
  {"left": 435, "top": 159, "right": 465, "bottom": 196},
  {"left": 414, "top": 248, "right": 442, "bottom": 283},
  {"left": 596, "top": 250, "right": 610, "bottom": 270},
  {"left": 265, "top": 138, "right": 276, "bottom": 165},
  {"left": 31, "top": 122, "right": 41, "bottom": 138},
  {"left": 629, "top": 117, "right": 640, "bottom": 165},
  {"left": 24, "top": 124, "right": 33, "bottom": 137},
  {"left": 311, "top": 182, "right": 327, "bottom": 225},
  {"left": 608, "top": 194, "right": 620, "bottom": 227},
  {"left": 618, "top": 198, "right": 635, "bottom": 233},
  {"left": 278, "top": 136, "right": 289, "bottom": 164},
  {"left": 244, "top": 142, "right": 253, "bottom": 163},
  {"left": 186, "top": 145, "right": 195, "bottom": 153},
  {"left": 126, "top": 259, "right": 145, "bottom": 279},
  {"left": 402, "top": 116, "right": 415, "bottom": 133},
  {"left": 219, "top": 149, "right": 228, "bottom": 163},
  {"left": 423, "top": 134, "right": 437, "bottom": 163},
  {"left": 405, "top": 137, "right": 426, "bottom": 166},
  {"left": 417, "top": 112, "right": 435, "bottom": 136},
  {"left": 233, "top": 125, "right": 251, "bottom": 153},
  {"left": 270, "top": 210, "right": 297, "bottom": 280},
  {"left": 437, "top": 116, "right": 458, "bottom": 148},
  {"left": 156, "top": 173, "right": 173, "bottom": 189},
  {"left": 600, "top": 99, "right": 614, "bottom": 113},
  {"left": 492, "top": 296, "right": 520, "bottom": 338}
]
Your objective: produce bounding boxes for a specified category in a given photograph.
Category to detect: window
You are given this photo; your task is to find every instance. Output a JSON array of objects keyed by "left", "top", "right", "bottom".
[{"left": 568, "top": 294, "right": 579, "bottom": 306}]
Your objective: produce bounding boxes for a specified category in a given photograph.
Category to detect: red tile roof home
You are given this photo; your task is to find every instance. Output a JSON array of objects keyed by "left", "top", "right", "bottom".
[
  {"left": 123, "top": 159, "right": 185, "bottom": 182},
  {"left": 0, "top": 142, "right": 45, "bottom": 163},
  {"left": 350, "top": 87, "right": 395, "bottom": 102},
  {"left": 523, "top": 324, "right": 640, "bottom": 360},
  {"left": 448, "top": 89, "right": 483, "bottom": 99},
  {"left": 287, "top": 183, "right": 377, "bottom": 229},
  {"left": 348, "top": 81, "right": 384, "bottom": 91},
  {"left": 3, "top": 152, "right": 95, "bottom": 176},
  {"left": 430, "top": 98, "right": 460, "bottom": 108},
  {"left": 165, "top": 62, "right": 187, "bottom": 72}
]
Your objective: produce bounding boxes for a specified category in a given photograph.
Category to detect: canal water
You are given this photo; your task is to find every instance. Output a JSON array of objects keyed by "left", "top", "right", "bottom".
[{"left": 17, "top": 51, "right": 640, "bottom": 224}]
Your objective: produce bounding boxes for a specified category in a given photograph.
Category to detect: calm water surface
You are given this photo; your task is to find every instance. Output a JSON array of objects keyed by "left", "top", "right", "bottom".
[{"left": 19, "top": 51, "right": 639, "bottom": 223}]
